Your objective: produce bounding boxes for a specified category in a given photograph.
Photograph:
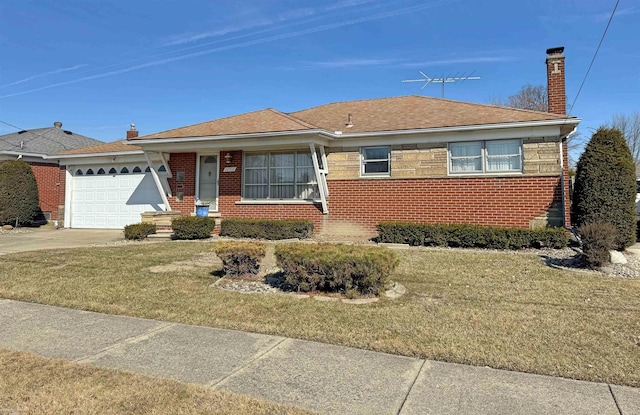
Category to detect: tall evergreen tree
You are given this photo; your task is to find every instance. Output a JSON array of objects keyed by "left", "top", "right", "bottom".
[
  {"left": 0, "top": 160, "right": 40, "bottom": 226},
  {"left": 573, "top": 127, "right": 637, "bottom": 249}
]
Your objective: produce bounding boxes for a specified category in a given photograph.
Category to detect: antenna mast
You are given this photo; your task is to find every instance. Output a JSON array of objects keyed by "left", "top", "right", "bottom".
[{"left": 402, "top": 71, "right": 481, "bottom": 97}]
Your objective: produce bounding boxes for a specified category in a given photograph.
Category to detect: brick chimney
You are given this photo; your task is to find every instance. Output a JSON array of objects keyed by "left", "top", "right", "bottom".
[
  {"left": 546, "top": 47, "right": 566, "bottom": 115},
  {"left": 126, "top": 123, "right": 138, "bottom": 139}
]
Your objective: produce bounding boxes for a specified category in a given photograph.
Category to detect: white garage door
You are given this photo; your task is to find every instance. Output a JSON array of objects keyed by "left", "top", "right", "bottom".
[{"left": 70, "top": 165, "right": 164, "bottom": 229}]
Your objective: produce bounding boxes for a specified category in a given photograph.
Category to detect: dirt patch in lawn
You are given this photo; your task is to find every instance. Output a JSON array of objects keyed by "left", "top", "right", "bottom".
[{"left": 148, "top": 251, "right": 220, "bottom": 273}]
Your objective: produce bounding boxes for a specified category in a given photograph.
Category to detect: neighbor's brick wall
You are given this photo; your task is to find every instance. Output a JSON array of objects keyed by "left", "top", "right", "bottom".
[
  {"left": 326, "top": 176, "right": 563, "bottom": 230},
  {"left": 167, "top": 153, "right": 197, "bottom": 215},
  {"left": 326, "top": 137, "right": 562, "bottom": 180},
  {"left": 29, "top": 162, "right": 62, "bottom": 220},
  {"left": 58, "top": 166, "right": 66, "bottom": 222}
]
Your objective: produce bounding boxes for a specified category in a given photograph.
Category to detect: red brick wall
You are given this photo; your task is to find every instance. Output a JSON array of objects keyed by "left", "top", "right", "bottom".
[
  {"left": 170, "top": 150, "right": 563, "bottom": 232},
  {"left": 29, "top": 161, "right": 62, "bottom": 220},
  {"left": 326, "top": 176, "right": 562, "bottom": 229},
  {"left": 546, "top": 52, "right": 566, "bottom": 115},
  {"left": 167, "top": 153, "right": 197, "bottom": 215}
]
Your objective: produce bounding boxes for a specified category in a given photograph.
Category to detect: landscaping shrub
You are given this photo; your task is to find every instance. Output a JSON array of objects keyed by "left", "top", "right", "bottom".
[
  {"left": 124, "top": 223, "right": 157, "bottom": 240},
  {"left": 0, "top": 160, "right": 40, "bottom": 226},
  {"left": 573, "top": 127, "right": 637, "bottom": 250},
  {"left": 220, "top": 218, "right": 314, "bottom": 240},
  {"left": 376, "top": 222, "right": 568, "bottom": 250},
  {"left": 275, "top": 243, "right": 399, "bottom": 295},
  {"left": 578, "top": 222, "right": 616, "bottom": 268},
  {"left": 212, "top": 241, "right": 266, "bottom": 276},
  {"left": 171, "top": 216, "right": 215, "bottom": 240}
]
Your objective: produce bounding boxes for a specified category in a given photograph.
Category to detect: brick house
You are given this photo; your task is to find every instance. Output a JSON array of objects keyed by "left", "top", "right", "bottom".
[
  {"left": 57, "top": 48, "right": 579, "bottom": 232},
  {"left": 0, "top": 122, "right": 102, "bottom": 221}
]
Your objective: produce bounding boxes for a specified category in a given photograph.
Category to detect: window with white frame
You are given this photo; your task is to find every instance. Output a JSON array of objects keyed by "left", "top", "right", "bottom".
[
  {"left": 243, "top": 151, "right": 319, "bottom": 200},
  {"left": 449, "top": 139, "right": 522, "bottom": 174},
  {"left": 361, "top": 146, "right": 391, "bottom": 176}
]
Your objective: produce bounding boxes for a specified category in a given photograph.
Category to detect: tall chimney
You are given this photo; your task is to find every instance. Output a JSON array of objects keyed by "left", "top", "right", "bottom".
[
  {"left": 546, "top": 46, "right": 566, "bottom": 115},
  {"left": 126, "top": 123, "right": 138, "bottom": 139}
]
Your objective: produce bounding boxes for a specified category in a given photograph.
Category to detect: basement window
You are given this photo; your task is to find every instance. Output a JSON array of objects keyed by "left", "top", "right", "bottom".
[{"left": 449, "top": 139, "right": 522, "bottom": 174}]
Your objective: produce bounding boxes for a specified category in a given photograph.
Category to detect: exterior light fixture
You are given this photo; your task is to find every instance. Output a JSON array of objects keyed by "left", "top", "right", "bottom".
[{"left": 224, "top": 153, "right": 232, "bottom": 164}]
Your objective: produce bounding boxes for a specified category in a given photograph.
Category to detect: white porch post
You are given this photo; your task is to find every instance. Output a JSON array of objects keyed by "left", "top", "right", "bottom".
[
  {"left": 318, "top": 144, "right": 329, "bottom": 198},
  {"left": 309, "top": 143, "right": 328, "bottom": 214},
  {"left": 144, "top": 152, "right": 171, "bottom": 211}
]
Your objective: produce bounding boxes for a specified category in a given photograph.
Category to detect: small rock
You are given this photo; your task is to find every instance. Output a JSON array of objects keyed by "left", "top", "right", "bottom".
[
  {"left": 2, "top": 224, "right": 13, "bottom": 231},
  {"left": 610, "top": 250, "right": 628, "bottom": 265}
]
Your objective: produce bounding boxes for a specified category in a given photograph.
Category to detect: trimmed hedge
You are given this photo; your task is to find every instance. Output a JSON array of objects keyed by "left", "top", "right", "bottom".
[
  {"left": 124, "top": 223, "right": 157, "bottom": 240},
  {"left": 171, "top": 216, "right": 215, "bottom": 240},
  {"left": 212, "top": 241, "right": 266, "bottom": 276},
  {"left": 578, "top": 222, "right": 616, "bottom": 268},
  {"left": 377, "top": 222, "right": 568, "bottom": 250},
  {"left": 0, "top": 160, "right": 40, "bottom": 226},
  {"left": 220, "top": 218, "right": 314, "bottom": 240},
  {"left": 275, "top": 243, "right": 399, "bottom": 295}
]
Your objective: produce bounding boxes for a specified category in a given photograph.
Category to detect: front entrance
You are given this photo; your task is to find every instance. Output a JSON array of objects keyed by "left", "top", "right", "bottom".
[{"left": 198, "top": 155, "right": 218, "bottom": 210}]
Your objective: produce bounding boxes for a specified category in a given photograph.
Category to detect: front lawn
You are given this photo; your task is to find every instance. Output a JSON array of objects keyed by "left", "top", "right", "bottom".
[
  {"left": 0, "top": 349, "right": 313, "bottom": 415},
  {"left": 0, "top": 242, "right": 638, "bottom": 387}
]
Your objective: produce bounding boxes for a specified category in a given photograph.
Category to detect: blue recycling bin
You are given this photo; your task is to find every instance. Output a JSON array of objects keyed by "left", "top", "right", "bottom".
[{"left": 195, "top": 205, "right": 210, "bottom": 217}]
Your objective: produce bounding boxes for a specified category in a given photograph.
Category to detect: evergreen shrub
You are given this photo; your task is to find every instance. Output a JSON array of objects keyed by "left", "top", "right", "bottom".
[
  {"left": 573, "top": 127, "right": 637, "bottom": 249},
  {"left": 275, "top": 243, "right": 399, "bottom": 295},
  {"left": 171, "top": 216, "right": 215, "bottom": 239},
  {"left": 212, "top": 241, "right": 267, "bottom": 276},
  {"left": 124, "top": 223, "right": 157, "bottom": 240},
  {"left": 0, "top": 160, "right": 40, "bottom": 226},
  {"left": 376, "top": 222, "right": 567, "bottom": 250},
  {"left": 578, "top": 222, "right": 616, "bottom": 268}
]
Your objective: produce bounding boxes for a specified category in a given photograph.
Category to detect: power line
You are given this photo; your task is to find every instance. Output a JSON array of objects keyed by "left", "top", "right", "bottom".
[
  {"left": 568, "top": 0, "right": 619, "bottom": 114},
  {"left": 0, "top": 119, "right": 73, "bottom": 151}
]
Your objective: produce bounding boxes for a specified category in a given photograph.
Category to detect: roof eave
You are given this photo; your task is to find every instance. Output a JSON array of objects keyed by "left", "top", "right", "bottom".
[
  {"left": 50, "top": 150, "right": 145, "bottom": 161},
  {"left": 128, "top": 129, "right": 331, "bottom": 145}
]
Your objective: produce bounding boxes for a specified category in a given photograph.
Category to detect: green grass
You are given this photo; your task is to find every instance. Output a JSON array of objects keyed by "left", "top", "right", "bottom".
[{"left": 0, "top": 242, "right": 638, "bottom": 387}]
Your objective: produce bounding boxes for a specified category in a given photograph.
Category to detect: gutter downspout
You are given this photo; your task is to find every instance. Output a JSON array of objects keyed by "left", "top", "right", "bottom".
[{"left": 560, "top": 127, "right": 577, "bottom": 229}]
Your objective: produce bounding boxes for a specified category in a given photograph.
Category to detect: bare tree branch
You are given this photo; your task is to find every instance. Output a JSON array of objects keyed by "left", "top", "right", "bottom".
[{"left": 610, "top": 111, "right": 640, "bottom": 165}]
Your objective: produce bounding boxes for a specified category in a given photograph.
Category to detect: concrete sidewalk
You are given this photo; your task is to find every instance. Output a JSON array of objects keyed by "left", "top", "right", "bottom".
[{"left": 0, "top": 299, "right": 637, "bottom": 415}]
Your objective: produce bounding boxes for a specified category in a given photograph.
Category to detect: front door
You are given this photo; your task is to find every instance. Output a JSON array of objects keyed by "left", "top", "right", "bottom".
[{"left": 198, "top": 155, "right": 218, "bottom": 210}]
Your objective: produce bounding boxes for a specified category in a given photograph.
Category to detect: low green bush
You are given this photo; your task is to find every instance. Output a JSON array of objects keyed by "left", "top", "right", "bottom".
[
  {"left": 275, "top": 243, "right": 399, "bottom": 295},
  {"left": 376, "top": 222, "right": 568, "bottom": 250},
  {"left": 212, "top": 241, "right": 267, "bottom": 276},
  {"left": 123, "top": 222, "right": 157, "bottom": 240},
  {"left": 220, "top": 218, "right": 314, "bottom": 240},
  {"left": 579, "top": 222, "right": 616, "bottom": 268},
  {"left": 171, "top": 216, "right": 215, "bottom": 240}
]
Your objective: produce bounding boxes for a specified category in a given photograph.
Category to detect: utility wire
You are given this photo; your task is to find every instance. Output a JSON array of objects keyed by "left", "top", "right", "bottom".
[
  {"left": 568, "top": 0, "right": 619, "bottom": 114},
  {"left": 0, "top": 119, "right": 73, "bottom": 151}
]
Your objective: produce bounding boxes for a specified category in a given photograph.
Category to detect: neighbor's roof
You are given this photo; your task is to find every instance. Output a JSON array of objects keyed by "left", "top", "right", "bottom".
[
  {"left": 0, "top": 123, "right": 103, "bottom": 155},
  {"left": 131, "top": 95, "right": 577, "bottom": 141},
  {"left": 56, "top": 140, "right": 141, "bottom": 156}
]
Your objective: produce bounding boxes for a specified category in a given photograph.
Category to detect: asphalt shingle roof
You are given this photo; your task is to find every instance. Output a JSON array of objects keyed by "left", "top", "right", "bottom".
[
  {"left": 0, "top": 123, "right": 102, "bottom": 156},
  {"left": 130, "top": 95, "right": 576, "bottom": 141},
  {"left": 57, "top": 140, "right": 140, "bottom": 155}
]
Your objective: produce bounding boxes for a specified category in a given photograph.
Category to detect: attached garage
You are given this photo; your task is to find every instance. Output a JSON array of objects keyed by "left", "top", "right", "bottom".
[
  {"left": 68, "top": 165, "right": 164, "bottom": 228},
  {"left": 68, "top": 164, "right": 165, "bottom": 229}
]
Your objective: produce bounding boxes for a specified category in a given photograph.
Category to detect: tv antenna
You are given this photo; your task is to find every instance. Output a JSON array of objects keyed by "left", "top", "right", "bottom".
[{"left": 402, "top": 71, "right": 481, "bottom": 98}]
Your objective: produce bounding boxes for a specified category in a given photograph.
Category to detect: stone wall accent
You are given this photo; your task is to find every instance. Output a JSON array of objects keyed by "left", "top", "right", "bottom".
[{"left": 522, "top": 137, "right": 561, "bottom": 175}]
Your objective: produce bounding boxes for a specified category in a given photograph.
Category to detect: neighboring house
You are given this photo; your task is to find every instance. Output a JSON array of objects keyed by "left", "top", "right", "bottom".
[
  {"left": 0, "top": 122, "right": 102, "bottom": 221},
  {"left": 57, "top": 48, "right": 580, "bottom": 231}
]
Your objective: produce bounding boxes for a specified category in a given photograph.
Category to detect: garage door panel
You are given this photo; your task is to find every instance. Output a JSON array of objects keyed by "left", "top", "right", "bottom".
[{"left": 71, "top": 171, "right": 164, "bottom": 229}]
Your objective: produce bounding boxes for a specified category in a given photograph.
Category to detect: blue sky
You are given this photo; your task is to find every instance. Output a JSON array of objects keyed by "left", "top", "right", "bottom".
[{"left": 0, "top": 0, "right": 637, "bottom": 159}]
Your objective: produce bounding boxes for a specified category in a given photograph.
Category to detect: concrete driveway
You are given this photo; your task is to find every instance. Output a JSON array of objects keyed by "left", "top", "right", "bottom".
[{"left": 0, "top": 228, "right": 125, "bottom": 255}]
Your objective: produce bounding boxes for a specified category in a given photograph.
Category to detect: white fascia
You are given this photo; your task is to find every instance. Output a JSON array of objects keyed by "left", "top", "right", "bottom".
[
  {"left": 126, "top": 119, "right": 580, "bottom": 151},
  {"left": 52, "top": 151, "right": 150, "bottom": 166}
]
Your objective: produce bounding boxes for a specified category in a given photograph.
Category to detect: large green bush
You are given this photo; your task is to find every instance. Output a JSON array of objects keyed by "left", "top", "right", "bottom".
[
  {"left": 573, "top": 127, "right": 637, "bottom": 250},
  {"left": 171, "top": 216, "right": 215, "bottom": 240},
  {"left": 578, "top": 222, "right": 616, "bottom": 268},
  {"left": 376, "top": 222, "right": 567, "bottom": 250},
  {"left": 0, "top": 160, "right": 40, "bottom": 226},
  {"left": 220, "top": 218, "right": 314, "bottom": 240},
  {"left": 124, "top": 222, "right": 157, "bottom": 240},
  {"left": 212, "top": 241, "right": 266, "bottom": 276},
  {"left": 275, "top": 243, "right": 399, "bottom": 295}
]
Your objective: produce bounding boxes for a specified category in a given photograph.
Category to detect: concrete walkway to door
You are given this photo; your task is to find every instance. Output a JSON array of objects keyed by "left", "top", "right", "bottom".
[{"left": 0, "top": 228, "right": 126, "bottom": 255}]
